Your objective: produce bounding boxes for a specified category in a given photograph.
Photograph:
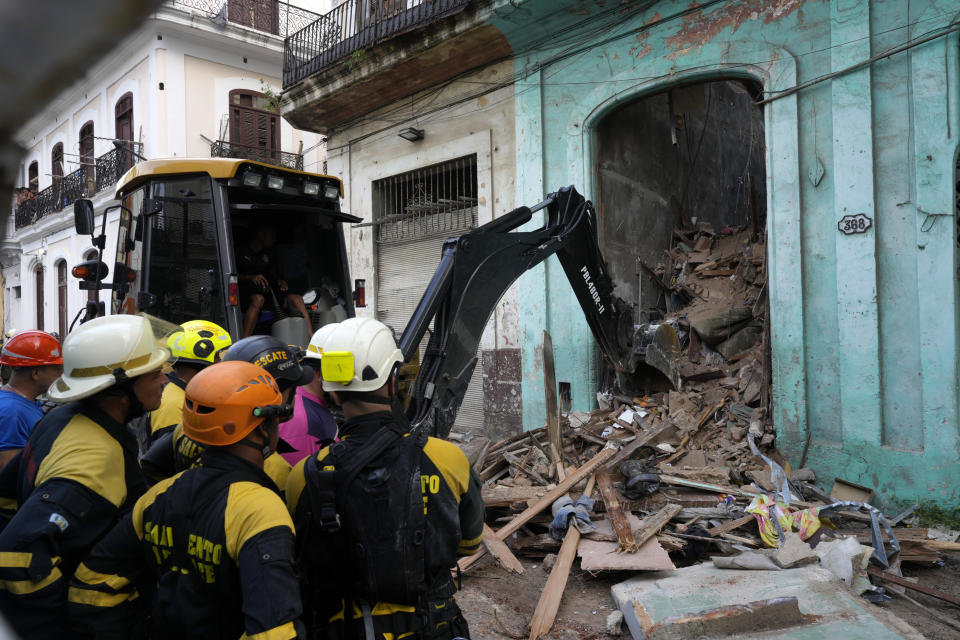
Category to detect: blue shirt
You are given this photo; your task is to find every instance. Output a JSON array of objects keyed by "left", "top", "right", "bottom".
[{"left": 0, "top": 388, "right": 44, "bottom": 450}]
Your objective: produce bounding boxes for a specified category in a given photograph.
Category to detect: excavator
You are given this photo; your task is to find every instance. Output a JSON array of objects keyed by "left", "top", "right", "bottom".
[{"left": 71, "top": 159, "right": 680, "bottom": 437}]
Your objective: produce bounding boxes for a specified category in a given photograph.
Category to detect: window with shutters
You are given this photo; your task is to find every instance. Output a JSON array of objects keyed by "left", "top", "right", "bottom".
[
  {"left": 229, "top": 89, "right": 279, "bottom": 164},
  {"left": 56, "top": 260, "right": 67, "bottom": 338},
  {"left": 27, "top": 161, "right": 38, "bottom": 190},
  {"left": 228, "top": 0, "right": 279, "bottom": 34},
  {"left": 79, "top": 121, "right": 95, "bottom": 187},
  {"left": 51, "top": 143, "right": 64, "bottom": 205},
  {"left": 115, "top": 93, "right": 135, "bottom": 173}
]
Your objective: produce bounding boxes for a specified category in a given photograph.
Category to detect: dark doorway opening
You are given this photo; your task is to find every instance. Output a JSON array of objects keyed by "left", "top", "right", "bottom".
[{"left": 595, "top": 78, "right": 770, "bottom": 416}]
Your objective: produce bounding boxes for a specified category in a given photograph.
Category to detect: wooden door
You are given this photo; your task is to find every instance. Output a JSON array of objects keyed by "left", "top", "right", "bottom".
[{"left": 229, "top": 90, "right": 278, "bottom": 163}]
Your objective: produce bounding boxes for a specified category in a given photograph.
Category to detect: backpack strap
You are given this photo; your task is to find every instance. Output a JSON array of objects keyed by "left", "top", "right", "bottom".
[{"left": 305, "top": 420, "right": 408, "bottom": 533}]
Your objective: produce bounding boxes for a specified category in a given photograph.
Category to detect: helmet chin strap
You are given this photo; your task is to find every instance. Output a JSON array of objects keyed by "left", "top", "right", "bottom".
[{"left": 236, "top": 429, "right": 273, "bottom": 459}]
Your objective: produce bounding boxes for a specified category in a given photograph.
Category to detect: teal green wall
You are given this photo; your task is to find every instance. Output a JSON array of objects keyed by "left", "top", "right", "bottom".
[{"left": 492, "top": 0, "right": 960, "bottom": 508}]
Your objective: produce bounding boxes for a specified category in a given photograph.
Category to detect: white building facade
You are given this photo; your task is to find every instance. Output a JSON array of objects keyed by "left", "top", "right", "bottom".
[{"left": 3, "top": 0, "right": 330, "bottom": 338}]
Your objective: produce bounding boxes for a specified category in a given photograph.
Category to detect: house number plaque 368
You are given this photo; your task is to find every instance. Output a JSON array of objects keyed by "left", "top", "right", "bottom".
[{"left": 838, "top": 213, "right": 872, "bottom": 235}]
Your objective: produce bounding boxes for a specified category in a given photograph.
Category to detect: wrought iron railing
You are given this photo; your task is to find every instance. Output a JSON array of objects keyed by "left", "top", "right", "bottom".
[
  {"left": 283, "top": 0, "right": 471, "bottom": 88},
  {"left": 14, "top": 142, "right": 144, "bottom": 230},
  {"left": 211, "top": 139, "right": 304, "bottom": 170},
  {"left": 96, "top": 143, "right": 142, "bottom": 193},
  {"left": 169, "top": 0, "right": 320, "bottom": 37}
]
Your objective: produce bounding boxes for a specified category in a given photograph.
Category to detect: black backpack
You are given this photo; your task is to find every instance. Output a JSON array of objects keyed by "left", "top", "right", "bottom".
[{"left": 302, "top": 421, "right": 429, "bottom": 607}]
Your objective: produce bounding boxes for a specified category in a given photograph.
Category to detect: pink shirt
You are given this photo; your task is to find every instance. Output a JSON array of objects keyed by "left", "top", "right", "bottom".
[{"left": 279, "top": 387, "right": 338, "bottom": 465}]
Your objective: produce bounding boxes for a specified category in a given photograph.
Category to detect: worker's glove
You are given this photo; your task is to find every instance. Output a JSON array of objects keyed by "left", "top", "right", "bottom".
[{"left": 549, "top": 494, "right": 596, "bottom": 540}]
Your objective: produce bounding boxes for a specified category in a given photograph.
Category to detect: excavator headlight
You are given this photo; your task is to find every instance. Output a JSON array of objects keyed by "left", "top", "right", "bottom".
[
  {"left": 303, "top": 182, "right": 320, "bottom": 195},
  {"left": 323, "top": 183, "right": 340, "bottom": 199},
  {"left": 320, "top": 351, "right": 354, "bottom": 384},
  {"left": 267, "top": 176, "right": 284, "bottom": 190},
  {"left": 242, "top": 172, "right": 263, "bottom": 187}
]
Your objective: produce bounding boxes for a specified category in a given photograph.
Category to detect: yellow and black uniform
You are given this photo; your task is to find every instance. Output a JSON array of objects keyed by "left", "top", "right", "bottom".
[
  {"left": 142, "top": 422, "right": 293, "bottom": 489},
  {"left": 69, "top": 448, "right": 304, "bottom": 639},
  {"left": 286, "top": 411, "right": 483, "bottom": 640},
  {"left": 147, "top": 373, "right": 188, "bottom": 444},
  {"left": 0, "top": 401, "right": 147, "bottom": 639}
]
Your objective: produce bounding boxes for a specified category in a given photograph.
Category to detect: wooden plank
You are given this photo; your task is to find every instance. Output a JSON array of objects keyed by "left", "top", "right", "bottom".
[
  {"left": 604, "top": 421, "right": 676, "bottom": 471},
  {"left": 706, "top": 514, "right": 755, "bottom": 536},
  {"left": 528, "top": 475, "right": 597, "bottom": 640},
  {"left": 542, "top": 330, "right": 562, "bottom": 458},
  {"left": 867, "top": 567, "right": 960, "bottom": 608},
  {"left": 482, "top": 485, "right": 550, "bottom": 507},
  {"left": 595, "top": 470, "right": 637, "bottom": 552},
  {"left": 458, "top": 444, "right": 618, "bottom": 572},
  {"left": 481, "top": 523, "right": 525, "bottom": 575},
  {"left": 632, "top": 503, "right": 683, "bottom": 550},
  {"left": 497, "top": 444, "right": 616, "bottom": 541}
]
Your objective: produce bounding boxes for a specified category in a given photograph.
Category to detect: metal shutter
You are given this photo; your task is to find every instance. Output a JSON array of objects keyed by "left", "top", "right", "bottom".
[{"left": 376, "top": 216, "right": 485, "bottom": 437}]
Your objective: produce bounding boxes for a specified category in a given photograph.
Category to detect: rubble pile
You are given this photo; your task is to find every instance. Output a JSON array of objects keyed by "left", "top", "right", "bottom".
[{"left": 458, "top": 226, "right": 960, "bottom": 639}]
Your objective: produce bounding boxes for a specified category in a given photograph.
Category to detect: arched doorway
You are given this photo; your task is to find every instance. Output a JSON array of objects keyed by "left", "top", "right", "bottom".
[{"left": 594, "top": 78, "right": 770, "bottom": 412}]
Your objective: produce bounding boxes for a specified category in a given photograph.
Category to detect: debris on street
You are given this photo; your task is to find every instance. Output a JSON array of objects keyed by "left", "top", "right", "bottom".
[{"left": 458, "top": 223, "right": 960, "bottom": 639}]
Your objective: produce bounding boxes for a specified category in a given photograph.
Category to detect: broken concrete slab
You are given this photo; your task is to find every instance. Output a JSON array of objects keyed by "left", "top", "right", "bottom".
[
  {"left": 611, "top": 563, "right": 922, "bottom": 639},
  {"left": 772, "top": 532, "right": 818, "bottom": 568}
]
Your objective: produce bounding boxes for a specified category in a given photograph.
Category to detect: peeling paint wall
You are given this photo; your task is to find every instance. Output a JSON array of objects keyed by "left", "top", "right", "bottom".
[{"left": 491, "top": 0, "right": 959, "bottom": 508}]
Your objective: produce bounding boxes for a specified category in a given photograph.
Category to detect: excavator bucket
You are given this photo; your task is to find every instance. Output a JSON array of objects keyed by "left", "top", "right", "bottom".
[{"left": 635, "top": 323, "right": 682, "bottom": 390}]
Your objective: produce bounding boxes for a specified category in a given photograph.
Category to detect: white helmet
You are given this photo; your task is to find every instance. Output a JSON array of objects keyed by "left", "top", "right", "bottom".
[
  {"left": 304, "top": 322, "right": 340, "bottom": 362},
  {"left": 48, "top": 315, "right": 170, "bottom": 402},
  {"left": 320, "top": 318, "right": 403, "bottom": 393}
]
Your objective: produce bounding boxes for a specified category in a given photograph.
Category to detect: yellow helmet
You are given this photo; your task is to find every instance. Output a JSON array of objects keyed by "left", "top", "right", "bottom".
[{"left": 167, "top": 320, "right": 233, "bottom": 368}]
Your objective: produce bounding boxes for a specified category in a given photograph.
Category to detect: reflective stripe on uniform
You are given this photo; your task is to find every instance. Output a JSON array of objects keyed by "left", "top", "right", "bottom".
[
  {"left": 239, "top": 620, "right": 299, "bottom": 639},
  {"left": 0, "top": 566, "right": 61, "bottom": 595},
  {"left": 72, "top": 563, "right": 133, "bottom": 591},
  {"left": 66, "top": 585, "right": 138, "bottom": 607}
]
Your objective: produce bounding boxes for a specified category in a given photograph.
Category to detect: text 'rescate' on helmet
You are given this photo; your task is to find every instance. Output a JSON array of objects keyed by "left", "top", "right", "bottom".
[
  {"left": 320, "top": 317, "right": 403, "bottom": 394},
  {"left": 47, "top": 315, "right": 170, "bottom": 403},
  {"left": 167, "top": 320, "right": 233, "bottom": 368},
  {"left": 0, "top": 331, "right": 63, "bottom": 367},
  {"left": 303, "top": 323, "right": 340, "bottom": 362},
  {"left": 220, "top": 335, "right": 312, "bottom": 391},
  {"left": 182, "top": 361, "right": 288, "bottom": 446}
]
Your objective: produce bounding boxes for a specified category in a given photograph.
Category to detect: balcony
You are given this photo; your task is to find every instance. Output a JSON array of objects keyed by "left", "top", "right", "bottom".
[
  {"left": 210, "top": 139, "right": 304, "bottom": 170},
  {"left": 168, "top": 0, "right": 320, "bottom": 37},
  {"left": 14, "top": 143, "right": 142, "bottom": 230},
  {"left": 282, "top": 0, "right": 511, "bottom": 134}
]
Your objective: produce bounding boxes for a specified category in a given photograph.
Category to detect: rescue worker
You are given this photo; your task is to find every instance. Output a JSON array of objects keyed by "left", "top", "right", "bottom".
[
  {"left": 286, "top": 317, "right": 484, "bottom": 639},
  {"left": 138, "top": 319, "right": 232, "bottom": 451},
  {"left": 140, "top": 335, "right": 313, "bottom": 490},
  {"left": 0, "top": 315, "right": 168, "bottom": 639},
  {"left": 280, "top": 323, "right": 340, "bottom": 465},
  {"left": 0, "top": 331, "right": 63, "bottom": 471},
  {"left": 69, "top": 360, "right": 305, "bottom": 639}
]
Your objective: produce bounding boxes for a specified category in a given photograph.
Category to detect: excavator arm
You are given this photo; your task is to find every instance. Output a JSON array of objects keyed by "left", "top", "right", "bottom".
[{"left": 400, "top": 186, "right": 642, "bottom": 438}]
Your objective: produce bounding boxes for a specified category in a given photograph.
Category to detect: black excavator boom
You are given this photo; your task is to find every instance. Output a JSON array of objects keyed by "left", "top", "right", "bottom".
[{"left": 400, "top": 186, "right": 640, "bottom": 438}]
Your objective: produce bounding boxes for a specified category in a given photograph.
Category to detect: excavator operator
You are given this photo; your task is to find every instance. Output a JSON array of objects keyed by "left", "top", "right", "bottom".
[
  {"left": 286, "top": 317, "right": 484, "bottom": 640},
  {"left": 69, "top": 360, "right": 305, "bottom": 639}
]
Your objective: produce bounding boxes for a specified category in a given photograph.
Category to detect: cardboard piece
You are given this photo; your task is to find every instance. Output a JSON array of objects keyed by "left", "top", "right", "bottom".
[{"left": 577, "top": 516, "right": 675, "bottom": 572}]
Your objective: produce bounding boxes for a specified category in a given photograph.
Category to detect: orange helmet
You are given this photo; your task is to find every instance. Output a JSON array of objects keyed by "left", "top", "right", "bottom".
[
  {"left": 182, "top": 361, "right": 286, "bottom": 447},
  {"left": 0, "top": 331, "right": 63, "bottom": 367}
]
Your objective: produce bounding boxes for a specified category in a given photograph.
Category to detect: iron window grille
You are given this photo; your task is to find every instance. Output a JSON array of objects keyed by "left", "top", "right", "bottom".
[{"left": 369, "top": 154, "right": 478, "bottom": 243}]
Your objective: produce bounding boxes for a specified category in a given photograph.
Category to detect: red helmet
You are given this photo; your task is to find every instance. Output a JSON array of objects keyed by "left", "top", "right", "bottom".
[{"left": 0, "top": 331, "right": 64, "bottom": 367}]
